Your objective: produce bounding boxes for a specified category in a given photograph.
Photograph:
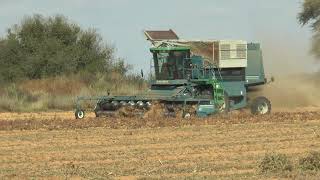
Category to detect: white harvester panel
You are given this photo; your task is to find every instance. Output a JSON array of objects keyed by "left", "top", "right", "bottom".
[{"left": 214, "top": 40, "right": 247, "bottom": 68}]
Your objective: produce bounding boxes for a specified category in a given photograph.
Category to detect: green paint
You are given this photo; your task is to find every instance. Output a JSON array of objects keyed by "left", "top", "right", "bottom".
[{"left": 76, "top": 40, "right": 268, "bottom": 118}]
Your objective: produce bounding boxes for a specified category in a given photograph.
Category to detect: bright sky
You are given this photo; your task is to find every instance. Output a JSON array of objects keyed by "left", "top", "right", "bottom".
[{"left": 0, "top": 0, "right": 318, "bottom": 75}]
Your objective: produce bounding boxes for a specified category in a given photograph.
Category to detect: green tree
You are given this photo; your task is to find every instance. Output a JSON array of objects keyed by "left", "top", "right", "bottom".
[
  {"left": 0, "top": 14, "right": 116, "bottom": 82},
  {"left": 299, "top": 0, "right": 320, "bottom": 59}
]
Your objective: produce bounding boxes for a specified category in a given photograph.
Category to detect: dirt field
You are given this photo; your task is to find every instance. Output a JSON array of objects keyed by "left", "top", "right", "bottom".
[{"left": 0, "top": 108, "right": 320, "bottom": 179}]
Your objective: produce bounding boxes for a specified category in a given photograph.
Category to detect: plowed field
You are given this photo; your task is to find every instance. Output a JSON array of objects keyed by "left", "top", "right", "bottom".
[{"left": 0, "top": 108, "right": 320, "bottom": 179}]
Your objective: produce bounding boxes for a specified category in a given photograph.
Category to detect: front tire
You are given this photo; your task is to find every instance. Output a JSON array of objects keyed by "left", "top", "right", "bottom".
[
  {"left": 75, "top": 109, "right": 85, "bottom": 119},
  {"left": 182, "top": 112, "right": 191, "bottom": 119},
  {"left": 94, "top": 103, "right": 101, "bottom": 118},
  {"left": 251, "top": 96, "right": 271, "bottom": 115}
]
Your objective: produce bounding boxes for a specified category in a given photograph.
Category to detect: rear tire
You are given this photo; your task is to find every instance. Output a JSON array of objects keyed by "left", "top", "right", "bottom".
[
  {"left": 75, "top": 109, "right": 85, "bottom": 119},
  {"left": 94, "top": 104, "right": 100, "bottom": 118},
  {"left": 251, "top": 96, "right": 271, "bottom": 115},
  {"left": 94, "top": 111, "right": 100, "bottom": 118},
  {"left": 182, "top": 112, "right": 191, "bottom": 119}
]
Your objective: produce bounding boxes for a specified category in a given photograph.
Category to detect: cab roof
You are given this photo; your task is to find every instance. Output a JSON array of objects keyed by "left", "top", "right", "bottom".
[{"left": 150, "top": 46, "right": 190, "bottom": 51}]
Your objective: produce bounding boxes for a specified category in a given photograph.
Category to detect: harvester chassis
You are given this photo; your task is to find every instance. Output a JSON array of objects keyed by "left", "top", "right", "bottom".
[{"left": 74, "top": 30, "right": 272, "bottom": 119}]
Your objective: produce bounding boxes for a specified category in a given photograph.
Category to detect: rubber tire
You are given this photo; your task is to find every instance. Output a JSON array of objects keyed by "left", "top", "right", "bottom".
[
  {"left": 182, "top": 112, "right": 191, "bottom": 119},
  {"left": 75, "top": 109, "right": 85, "bottom": 119},
  {"left": 251, "top": 96, "right": 271, "bottom": 115},
  {"left": 94, "top": 104, "right": 100, "bottom": 118},
  {"left": 94, "top": 112, "right": 100, "bottom": 118}
]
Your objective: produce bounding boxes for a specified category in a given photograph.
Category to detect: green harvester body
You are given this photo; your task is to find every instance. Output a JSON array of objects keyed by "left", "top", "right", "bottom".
[{"left": 75, "top": 30, "right": 269, "bottom": 118}]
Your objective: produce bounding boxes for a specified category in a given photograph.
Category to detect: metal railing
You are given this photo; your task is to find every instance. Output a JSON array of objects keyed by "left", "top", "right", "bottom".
[{"left": 149, "top": 57, "right": 223, "bottom": 82}]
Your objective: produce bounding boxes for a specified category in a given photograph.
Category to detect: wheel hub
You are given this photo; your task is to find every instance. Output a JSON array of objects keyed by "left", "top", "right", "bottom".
[
  {"left": 77, "top": 111, "right": 84, "bottom": 119},
  {"left": 257, "top": 102, "right": 269, "bottom": 114}
]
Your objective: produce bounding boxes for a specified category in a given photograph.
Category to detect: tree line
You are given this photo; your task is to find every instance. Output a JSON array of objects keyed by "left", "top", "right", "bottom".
[
  {"left": 0, "top": 14, "right": 130, "bottom": 83},
  {"left": 299, "top": 0, "right": 320, "bottom": 60}
]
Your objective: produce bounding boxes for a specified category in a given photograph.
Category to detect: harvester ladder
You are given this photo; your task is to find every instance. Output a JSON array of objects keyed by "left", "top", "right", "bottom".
[
  {"left": 208, "top": 66, "right": 225, "bottom": 107},
  {"left": 210, "top": 79, "right": 225, "bottom": 106}
]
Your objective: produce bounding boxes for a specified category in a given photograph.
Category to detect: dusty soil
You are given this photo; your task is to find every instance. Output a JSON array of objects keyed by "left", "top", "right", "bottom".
[{"left": 0, "top": 108, "right": 320, "bottom": 179}]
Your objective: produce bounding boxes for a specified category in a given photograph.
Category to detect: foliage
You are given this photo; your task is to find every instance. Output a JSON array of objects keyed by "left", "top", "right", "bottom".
[
  {"left": 0, "top": 14, "right": 131, "bottom": 83},
  {"left": 0, "top": 73, "right": 146, "bottom": 112},
  {"left": 298, "top": 0, "right": 320, "bottom": 27},
  {"left": 259, "top": 153, "right": 293, "bottom": 174},
  {"left": 298, "top": 0, "right": 320, "bottom": 59},
  {"left": 299, "top": 151, "right": 320, "bottom": 171},
  {"left": 0, "top": 14, "right": 147, "bottom": 112}
]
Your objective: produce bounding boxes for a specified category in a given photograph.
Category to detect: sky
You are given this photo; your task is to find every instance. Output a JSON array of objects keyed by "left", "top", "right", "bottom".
[{"left": 0, "top": 0, "right": 318, "bottom": 76}]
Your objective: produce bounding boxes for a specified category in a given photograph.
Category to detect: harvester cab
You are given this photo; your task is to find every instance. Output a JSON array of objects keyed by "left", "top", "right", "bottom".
[
  {"left": 150, "top": 44, "right": 191, "bottom": 81},
  {"left": 74, "top": 30, "right": 271, "bottom": 119}
]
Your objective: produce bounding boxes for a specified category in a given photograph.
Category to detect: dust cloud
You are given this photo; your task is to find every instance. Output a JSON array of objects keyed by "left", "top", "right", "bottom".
[
  {"left": 250, "top": 74, "right": 320, "bottom": 109},
  {"left": 250, "top": 34, "right": 320, "bottom": 109}
]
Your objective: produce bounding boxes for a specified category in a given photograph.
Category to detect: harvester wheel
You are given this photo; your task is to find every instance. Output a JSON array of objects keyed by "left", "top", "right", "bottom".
[
  {"left": 251, "top": 96, "right": 271, "bottom": 115},
  {"left": 94, "top": 111, "right": 100, "bottom": 118},
  {"left": 182, "top": 112, "right": 191, "bottom": 119},
  {"left": 94, "top": 104, "right": 100, "bottom": 118},
  {"left": 75, "top": 109, "right": 85, "bottom": 119}
]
